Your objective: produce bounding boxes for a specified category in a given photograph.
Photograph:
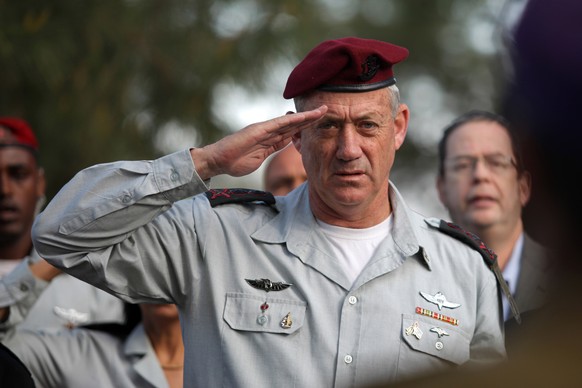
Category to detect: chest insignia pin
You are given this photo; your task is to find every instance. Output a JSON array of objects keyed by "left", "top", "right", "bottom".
[
  {"left": 405, "top": 321, "right": 423, "bottom": 340},
  {"left": 430, "top": 327, "right": 450, "bottom": 338},
  {"left": 245, "top": 278, "right": 292, "bottom": 292},
  {"left": 419, "top": 291, "right": 461, "bottom": 310},
  {"left": 280, "top": 312, "right": 292, "bottom": 329}
]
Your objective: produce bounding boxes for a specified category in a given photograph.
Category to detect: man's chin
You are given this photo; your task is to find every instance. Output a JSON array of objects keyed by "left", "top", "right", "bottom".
[
  {"left": 0, "top": 229, "right": 23, "bottom": 244},
  {"left": 329, "top": 188, "right": 370, "bottom": 206}
]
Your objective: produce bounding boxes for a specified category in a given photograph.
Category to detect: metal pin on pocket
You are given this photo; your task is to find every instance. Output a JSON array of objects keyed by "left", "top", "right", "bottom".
[
  {"left": 256, "top": 301, "right": 269, "bottom": 326},
  {"left": 280, "top": 312, "right": 292, "bottom": 329},
  {"left": 405, "top": 321, "right": 423, "bottom": 340}
]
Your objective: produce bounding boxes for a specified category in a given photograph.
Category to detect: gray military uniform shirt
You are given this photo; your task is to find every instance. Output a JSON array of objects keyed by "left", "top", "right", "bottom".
[
  {"left": 5, "top": 323, "right": 169, "bottom": 388},
  {"left": 0, "top": 249, "right": 125, "bottom": 342},
  {"left": 32, "top": 149, "right": 506, "bottom": 387}
]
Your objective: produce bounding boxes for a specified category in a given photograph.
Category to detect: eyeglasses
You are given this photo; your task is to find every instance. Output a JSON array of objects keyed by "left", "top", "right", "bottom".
[{"left": 445, "top": 154, "right": 517, "bottom": 176}]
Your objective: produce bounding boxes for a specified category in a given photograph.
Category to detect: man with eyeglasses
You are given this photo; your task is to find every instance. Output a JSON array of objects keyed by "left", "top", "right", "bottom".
[{"left": 435, "top": 110, "right": 551, "bottom": 348}]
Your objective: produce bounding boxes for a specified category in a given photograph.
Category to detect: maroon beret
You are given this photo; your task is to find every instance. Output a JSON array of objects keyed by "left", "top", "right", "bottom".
[
  {"left": 283, "top": 37, "right": 409, "bottom": 99},
  {"left": 0, "top": 117, "right": 39, "bottom": 151}
]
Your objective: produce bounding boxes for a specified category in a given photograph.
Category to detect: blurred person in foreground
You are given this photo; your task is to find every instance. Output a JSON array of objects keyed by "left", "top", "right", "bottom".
[
  {"left": 435, "top": 111, "right": 551, "bottom": 337},
  {"left": 0, "top": 117, "right": 125, "bottom": 341},
  {"left": 499, "top": 0, "right": 582, "bottom": 367},
  {"left": 368, "top": 0, "right": 582, "bottom": 386},
  {"left": 263, "top": 143, "right": 307, "bottom": 195},
  {"left": 5, "top": 303, "right": 184, "bottom": 388},
  {"left": 32, "top": 37, "right": 508, "bottom": 387},
  {"left": 0, "top": 341, "right": 35, "bottom": 387}
]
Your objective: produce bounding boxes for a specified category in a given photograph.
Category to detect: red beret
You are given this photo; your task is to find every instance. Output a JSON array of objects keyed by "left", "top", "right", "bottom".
[
  {"left": 283, "top": 37, "right": 409, "bottom": 99},
  {"left": 0, "top": 117, "right": 39, "bottom": 152}
]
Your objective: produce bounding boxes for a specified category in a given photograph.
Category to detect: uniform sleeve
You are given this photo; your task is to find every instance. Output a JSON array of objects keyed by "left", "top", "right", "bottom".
[{"left": 31, "top": 149, "right": 210, "bottom": 305}]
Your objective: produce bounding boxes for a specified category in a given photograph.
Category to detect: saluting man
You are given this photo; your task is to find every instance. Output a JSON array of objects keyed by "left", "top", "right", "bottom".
[{"left": 33, "top": 37, "right": 507, "bottom": 387}]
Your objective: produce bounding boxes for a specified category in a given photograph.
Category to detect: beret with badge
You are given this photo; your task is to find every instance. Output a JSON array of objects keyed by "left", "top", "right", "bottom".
[
  {"left": 283, "top": 37, "right": 409, "bottom": 99},
  {"left": 0, "top": 117, "right": 39, "bottom": 154}
]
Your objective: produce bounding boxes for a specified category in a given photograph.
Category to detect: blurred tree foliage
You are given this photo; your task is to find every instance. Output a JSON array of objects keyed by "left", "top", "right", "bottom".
[{"left": 0, "top": 0, "right": 506, "bottom": 200}]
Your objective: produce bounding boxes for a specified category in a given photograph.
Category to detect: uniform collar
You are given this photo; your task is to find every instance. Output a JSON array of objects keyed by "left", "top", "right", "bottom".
[{"left": 252, "top": 182, "right": 422, "bottom": 260}]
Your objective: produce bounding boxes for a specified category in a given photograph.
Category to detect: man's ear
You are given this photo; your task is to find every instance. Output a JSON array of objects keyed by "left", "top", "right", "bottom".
[
  {"left": 393, "top": 104, "right": 409, "bottom": 150},
  {"left": 36, "top": 167, "right": 46, "bottom": 198},
  {"left": 519, "top": 171, "right": 532, "bottom": 206}
]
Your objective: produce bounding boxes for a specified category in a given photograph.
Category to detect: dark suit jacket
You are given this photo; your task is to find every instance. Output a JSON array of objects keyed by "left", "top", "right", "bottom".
[
  {"left": 513, "top": 233, "right": 551, "bottom": 314},
  {"left": 505, "top": 233, "right": 552, "bottom": 355}
]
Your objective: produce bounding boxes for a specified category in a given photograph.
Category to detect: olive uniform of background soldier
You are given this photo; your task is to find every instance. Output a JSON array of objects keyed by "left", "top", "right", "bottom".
[{"left": 33, "top": 37, "right": 506, "bottom": 387}]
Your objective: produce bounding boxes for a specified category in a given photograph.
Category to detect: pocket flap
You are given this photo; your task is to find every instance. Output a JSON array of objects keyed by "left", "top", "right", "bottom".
[
  {"left": 224, "top": 292, "right": 306, "bottom": 334},
  {"left": 401, "top": 314, "right": 470, "bottom": 365}
]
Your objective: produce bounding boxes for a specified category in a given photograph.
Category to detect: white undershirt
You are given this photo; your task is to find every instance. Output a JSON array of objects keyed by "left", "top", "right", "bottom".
[{"left": 316, "top": 216, "right": 393, "bottom": 286}]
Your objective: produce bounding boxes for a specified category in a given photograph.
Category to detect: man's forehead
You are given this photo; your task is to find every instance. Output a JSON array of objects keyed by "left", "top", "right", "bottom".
[
  {"left": 448, "top": 122, "right": 513, "bottom": 151},
  {"left": 0, "top": 146, "right": 38, "bottom": 167},
  {"left": 303, "top": 90, "right": 390, "bottom": 116}
]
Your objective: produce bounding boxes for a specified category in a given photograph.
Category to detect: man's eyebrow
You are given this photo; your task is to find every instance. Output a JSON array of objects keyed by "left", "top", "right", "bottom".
[{"left": 6, "top": 162, "right": 31, "bottom": 169}]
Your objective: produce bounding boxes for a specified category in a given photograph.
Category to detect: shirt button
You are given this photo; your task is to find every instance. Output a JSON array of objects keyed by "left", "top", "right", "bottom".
[
  {"left": 348, "top": 296, "right": 358, "bottom": 305},
  {"left": 122, "top": 194, "right": 132, "bottom": 204},
  {"left": 256, "top": 315, "right": 268, "bottom": 326},
  {"left": 19, "top": 283, "right": 29, "bottom": 292},
  {"left": 344, "top": 355, "right": 353, "bottom": 364},
  {"left": 170, "top": 170, "right": 179, "bottom": 181}
]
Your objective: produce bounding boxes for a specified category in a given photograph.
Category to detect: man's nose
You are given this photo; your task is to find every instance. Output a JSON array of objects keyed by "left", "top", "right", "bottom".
[
  {"left": 0, "top": 173, "right": 12, "bottom": 197},
  {"left": 471, "top": 158, "right": 493, "bottom": 180},
  {"left": 336, "top": 125, "right": 361, "bottom": 161}
]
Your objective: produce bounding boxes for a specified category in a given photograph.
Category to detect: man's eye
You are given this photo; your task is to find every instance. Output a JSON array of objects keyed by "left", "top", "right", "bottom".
[
  {"left": 452, "top": 162, "right": 471, "bottom": 171},
  {"left": 9, "top": 169, "right": 31, "bottom": 181},
  {"left": 317, "top": 122, "right": 336, "bottom": 130},
  {"left": 358, "top": 122, "right": 379, "bottom": 135}
]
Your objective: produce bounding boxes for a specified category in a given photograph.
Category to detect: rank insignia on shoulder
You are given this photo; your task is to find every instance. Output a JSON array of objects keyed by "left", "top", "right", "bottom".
[
  {"left": 205, "top": 188, "right": 275, "bottom": 207},
  {"left": 424, "top": 218, "right": 496, "bottom": 266},
  {"left": 424, "top": 217, "right": 521, "bottom": 324}
]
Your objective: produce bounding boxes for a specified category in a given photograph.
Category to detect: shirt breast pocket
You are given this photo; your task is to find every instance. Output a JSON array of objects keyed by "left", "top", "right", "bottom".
[
  {"left": 223, "top": 292, "right": 306, "bottom": 334},
  {"left": 401, "top": 314, "right": 470, "bottom": 365}
]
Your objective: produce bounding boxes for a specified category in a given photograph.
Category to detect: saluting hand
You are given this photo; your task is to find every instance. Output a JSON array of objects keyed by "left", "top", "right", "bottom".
[{"left": 190, "top": 106, "right": 327, "bottom": 180}]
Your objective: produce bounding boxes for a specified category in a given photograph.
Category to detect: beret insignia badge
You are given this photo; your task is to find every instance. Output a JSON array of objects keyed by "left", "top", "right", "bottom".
[{"left": 359, "top": 55, "right": 380, "bottom": 81}]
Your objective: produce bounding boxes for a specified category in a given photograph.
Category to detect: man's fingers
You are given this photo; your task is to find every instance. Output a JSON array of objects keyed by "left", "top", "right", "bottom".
[
  {"left": 277, "top": 105, "right": 327, "bottom": 127},
  {"left": 261, "top": 105, "right": 327, "bottom": 139}
]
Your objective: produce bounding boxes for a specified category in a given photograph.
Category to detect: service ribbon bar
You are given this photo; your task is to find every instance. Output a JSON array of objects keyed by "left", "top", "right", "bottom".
[{"left": 416, "top": 306, "right": 459, "bottom": 326}]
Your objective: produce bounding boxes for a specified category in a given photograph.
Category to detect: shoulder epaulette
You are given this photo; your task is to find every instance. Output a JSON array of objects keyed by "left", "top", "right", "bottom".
[
  {"left": 425, "top": 218, "right": 521, "bottom": 324},
  {"left": 204, "top": 188, "right": 275, "bottom": 207}
]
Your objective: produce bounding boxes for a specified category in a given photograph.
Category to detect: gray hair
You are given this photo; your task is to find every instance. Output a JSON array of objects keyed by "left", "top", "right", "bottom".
[{"left": 293, "top": 84, "right": 401, "bottom": 118}]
